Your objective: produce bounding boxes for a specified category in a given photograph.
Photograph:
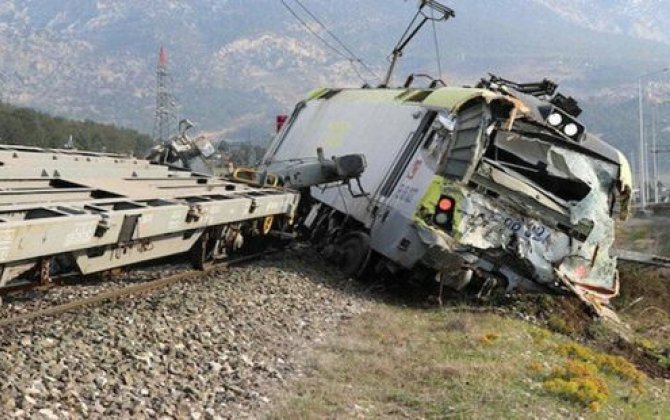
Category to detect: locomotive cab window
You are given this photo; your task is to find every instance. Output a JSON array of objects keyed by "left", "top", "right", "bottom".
[
  {"left": 423, "top": 112, "right": 455, "bottom": 171},
  {"left": 379, "top": 111, "right": 437, "bottom": 197}
]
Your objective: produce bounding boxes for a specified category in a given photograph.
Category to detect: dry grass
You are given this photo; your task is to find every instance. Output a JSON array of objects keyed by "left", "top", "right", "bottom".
[
  {"left": 268, "top": 305, "right": 670, "bottom": 419},
  {"left": 542, "top": 360, "right": 609, "bottom": 412},
  {"left": 265, "top": 218, "right": 670, "bottom": 418},
  {"left": 614, "top": 217, "right": 670, "bottom": 368}
]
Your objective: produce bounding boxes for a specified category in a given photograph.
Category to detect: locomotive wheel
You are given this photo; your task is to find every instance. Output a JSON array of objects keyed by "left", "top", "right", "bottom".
[
  {"left": 334, "top": 232, "right": 371, "bottom": 278},
  {"left": 309, "top": 213, "right": 331, "bottom": 249},
  {"left": 190, "top": 231, "right": 215, "bottom": 270},
  {"left": 261, "top": 216, "right": 274, "bottom": 235}
]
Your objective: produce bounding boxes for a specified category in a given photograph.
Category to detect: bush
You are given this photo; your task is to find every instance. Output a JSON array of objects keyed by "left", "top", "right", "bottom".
[
  {"left": 543, "top": 360, "right": 609, "bottom": 411},
  {"left": 557, "top": 343, "right": 646, "bottom": 388}
]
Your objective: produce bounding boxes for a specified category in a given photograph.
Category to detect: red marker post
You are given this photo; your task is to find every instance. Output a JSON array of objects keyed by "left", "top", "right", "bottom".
[{"left": 276, "top": 115, "right": 288, "bottom": 133}]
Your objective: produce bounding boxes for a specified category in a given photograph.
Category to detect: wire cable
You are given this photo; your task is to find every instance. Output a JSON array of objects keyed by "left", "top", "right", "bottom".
[
  {"left": 291, "top": 0, "right": 381, "bottom": 82},
  {"left": 393, "top": 10, "right": 422, "bottom": 52},
  {"left": 280, "top": 0, "right": 370, "bottom": 84},
  {"left": 281, "top": 0, "right": 349, "bottom": 61}
]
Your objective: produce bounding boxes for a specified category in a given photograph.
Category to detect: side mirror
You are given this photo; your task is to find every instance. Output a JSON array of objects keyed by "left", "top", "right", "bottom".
[{"left": 335, "top": 154, "right": 367, "bottom": 179}]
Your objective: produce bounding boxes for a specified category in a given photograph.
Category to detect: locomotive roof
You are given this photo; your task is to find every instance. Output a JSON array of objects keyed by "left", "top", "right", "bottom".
[
  {"left": 303, "top": 86, "right": 625, "bottom": 171},
  {"left": 306, "top": 86, "right": 495, "bottom": 112}
]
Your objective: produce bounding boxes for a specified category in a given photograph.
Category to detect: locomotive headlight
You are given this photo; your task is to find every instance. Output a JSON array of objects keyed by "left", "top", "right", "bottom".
[
  {"left": 563, "top": 123, "right": 579, "bottom": 137},
  {"left": 545, "top": 108, "right": 584, "bottom": 142},
  {"left": 547, "top": 112, "right": 563, "bottom": 127}
]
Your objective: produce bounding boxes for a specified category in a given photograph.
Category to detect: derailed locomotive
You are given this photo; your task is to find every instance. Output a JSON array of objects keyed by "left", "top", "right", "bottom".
[{"left": 261, "top": 76, "right": 633, "bottom": 314}]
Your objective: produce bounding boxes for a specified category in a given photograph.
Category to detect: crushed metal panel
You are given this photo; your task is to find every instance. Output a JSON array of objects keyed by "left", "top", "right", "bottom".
[
  {"left": 615, "top": 150, "right": 633, "bottom": 220},
  {"left": 410, "top": 87, "right": 623, "bottom": 313}
]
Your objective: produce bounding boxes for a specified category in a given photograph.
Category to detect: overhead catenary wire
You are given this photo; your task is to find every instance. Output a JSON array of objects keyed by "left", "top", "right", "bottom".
[
  {"left": 393, "top": 10, "right": 422, "bottom": 53},
  {"left": 291, "top": 0, "right": 381, "bottom": 82},
  {"left": 280, "top": 0, "right": 377, "bottom": 84},
  {"left": 430, "top": 8, "right": 443, "bottom": 81},
  {"left": 280, "top": 0, "right": 349, "bottom": 61}
]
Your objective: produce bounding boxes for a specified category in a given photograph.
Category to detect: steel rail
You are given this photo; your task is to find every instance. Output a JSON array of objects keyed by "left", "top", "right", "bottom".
[{"left": 0, "top": 250, "right": 280, "bottom": 330}]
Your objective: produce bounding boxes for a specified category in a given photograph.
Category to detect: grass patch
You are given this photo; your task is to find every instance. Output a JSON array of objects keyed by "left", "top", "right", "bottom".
[
  {"left": 614, "top": 217, "right": 670, "bottom": 375},
  {"left": 533, "top": 342, "right": 648, "bottom": 412},
  {"left": 269, "top": 305, "right": 670, "bottom": 418},
  {"left": 543, "top": 360, "right": 609, "bottom": 412},
  {"left": 477, "top": 332, "right": 500, "bottom": 346},
  {"left": 547, "top": 314, "right": 575, "bottom": 335}
]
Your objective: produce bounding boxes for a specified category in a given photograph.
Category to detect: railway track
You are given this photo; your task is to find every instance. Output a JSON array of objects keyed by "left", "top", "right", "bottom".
[{"left": 0, "top": 249, "right": 280, "bottom": 330}]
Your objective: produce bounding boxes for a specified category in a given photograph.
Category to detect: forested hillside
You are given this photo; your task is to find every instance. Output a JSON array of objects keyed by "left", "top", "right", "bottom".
[{"left": 0, "top": 102, "right": 152, "bottom": 155}]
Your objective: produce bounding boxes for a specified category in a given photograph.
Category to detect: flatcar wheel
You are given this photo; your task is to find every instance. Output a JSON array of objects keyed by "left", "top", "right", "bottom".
[
  {"left": 334, "top": 232, "right": 371, "bottom": 278},
  {"left": 190, "top": 231, "right": 214, "bottom": 270}
]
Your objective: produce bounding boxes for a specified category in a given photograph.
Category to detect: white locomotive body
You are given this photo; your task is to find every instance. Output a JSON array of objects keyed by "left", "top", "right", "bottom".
[{"left": 262, "top": 79, "right": 633, "bottom": 312}]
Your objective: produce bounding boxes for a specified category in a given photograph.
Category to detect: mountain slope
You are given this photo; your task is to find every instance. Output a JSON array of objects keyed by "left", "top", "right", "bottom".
[
  {"left": 532, "top": 0, "right": 670, "bottom": 44},
  {"left": 0, "top": 0, "right": 667, "bottom": 148}
]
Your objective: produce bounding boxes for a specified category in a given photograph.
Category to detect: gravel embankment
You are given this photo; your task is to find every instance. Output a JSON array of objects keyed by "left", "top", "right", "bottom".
[{"left": 0, "top": 248, "right": 370, "bottom": 419}]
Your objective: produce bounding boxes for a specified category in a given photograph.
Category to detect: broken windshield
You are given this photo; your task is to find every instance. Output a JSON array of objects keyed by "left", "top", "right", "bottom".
[
  {"left": 422, "top": 112, "right": 455, "bottom": 172},
  {"left": 485, "top": 130, "right": 619, "bottom": 209}
]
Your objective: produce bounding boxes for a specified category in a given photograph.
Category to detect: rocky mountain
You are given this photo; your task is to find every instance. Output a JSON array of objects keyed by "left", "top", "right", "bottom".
[
  {"left": 0, "top": 0, "right": 668, "bottom": 153},
  {"left": 532, "top": 0, "right": 670, "bottom": 44}
]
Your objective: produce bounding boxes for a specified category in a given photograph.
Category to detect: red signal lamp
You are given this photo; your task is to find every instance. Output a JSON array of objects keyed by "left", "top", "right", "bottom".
[
  {"left": 438, "top": 197, "right": 454, "bottom": 212},
  {"left": 433, "top": 195, "right": 456, "bottom": 231}
]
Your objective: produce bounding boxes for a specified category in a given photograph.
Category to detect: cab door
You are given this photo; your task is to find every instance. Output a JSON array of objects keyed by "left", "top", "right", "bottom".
[{"left": 439, "top": 99, "right": 490, "bottom": 183}]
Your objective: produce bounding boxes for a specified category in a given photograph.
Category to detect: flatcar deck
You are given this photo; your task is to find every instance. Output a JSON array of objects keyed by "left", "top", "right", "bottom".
[{"left": 0, "top": 146, "right": 299, "bottom": 291}]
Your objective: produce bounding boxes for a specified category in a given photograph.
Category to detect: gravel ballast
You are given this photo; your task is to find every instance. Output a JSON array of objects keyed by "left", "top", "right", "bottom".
[
  {"left": 0, "top": 249, "right": 370, "bottom": 418},
  {"left": 0, "top": 264, "right": 189, "bottom": 320}
]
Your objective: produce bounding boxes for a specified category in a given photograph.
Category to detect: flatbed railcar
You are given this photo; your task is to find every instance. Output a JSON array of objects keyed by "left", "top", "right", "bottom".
[{"left": 0, "top": 144, "right": 300, "bottom": 291}]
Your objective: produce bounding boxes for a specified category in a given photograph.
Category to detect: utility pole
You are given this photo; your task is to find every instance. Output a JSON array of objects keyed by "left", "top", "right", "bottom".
[
  {"left": 637, "top": 68, "right": 668, "bottom": 210},
  {"left": 651, "top": 98, "right": 659, "bottom": 204},
  {"left": 152, "top": 45, "right": 177, "bottom": 144},
  {"left": 638, "top": 78, "right": 647, "bottom": 209},
  {"left": 631, "top": 149, "right": 637, "bottom": 202}
]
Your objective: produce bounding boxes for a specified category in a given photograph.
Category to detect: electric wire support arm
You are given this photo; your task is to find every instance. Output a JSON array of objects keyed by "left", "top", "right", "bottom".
[
  {"left": 237, "top": 148, "right": 368, "bottom": 196},
  {"left": 265, "top": 148, "right": 367, "bottom": 190},
  {"left": 382, "top": 0, "right": 455, "bottom": 87}
]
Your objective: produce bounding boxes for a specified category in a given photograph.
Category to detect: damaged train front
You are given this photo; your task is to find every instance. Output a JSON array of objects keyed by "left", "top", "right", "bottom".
[{"left": 417, "top": 81, "right": 632, "bottom": 313}]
